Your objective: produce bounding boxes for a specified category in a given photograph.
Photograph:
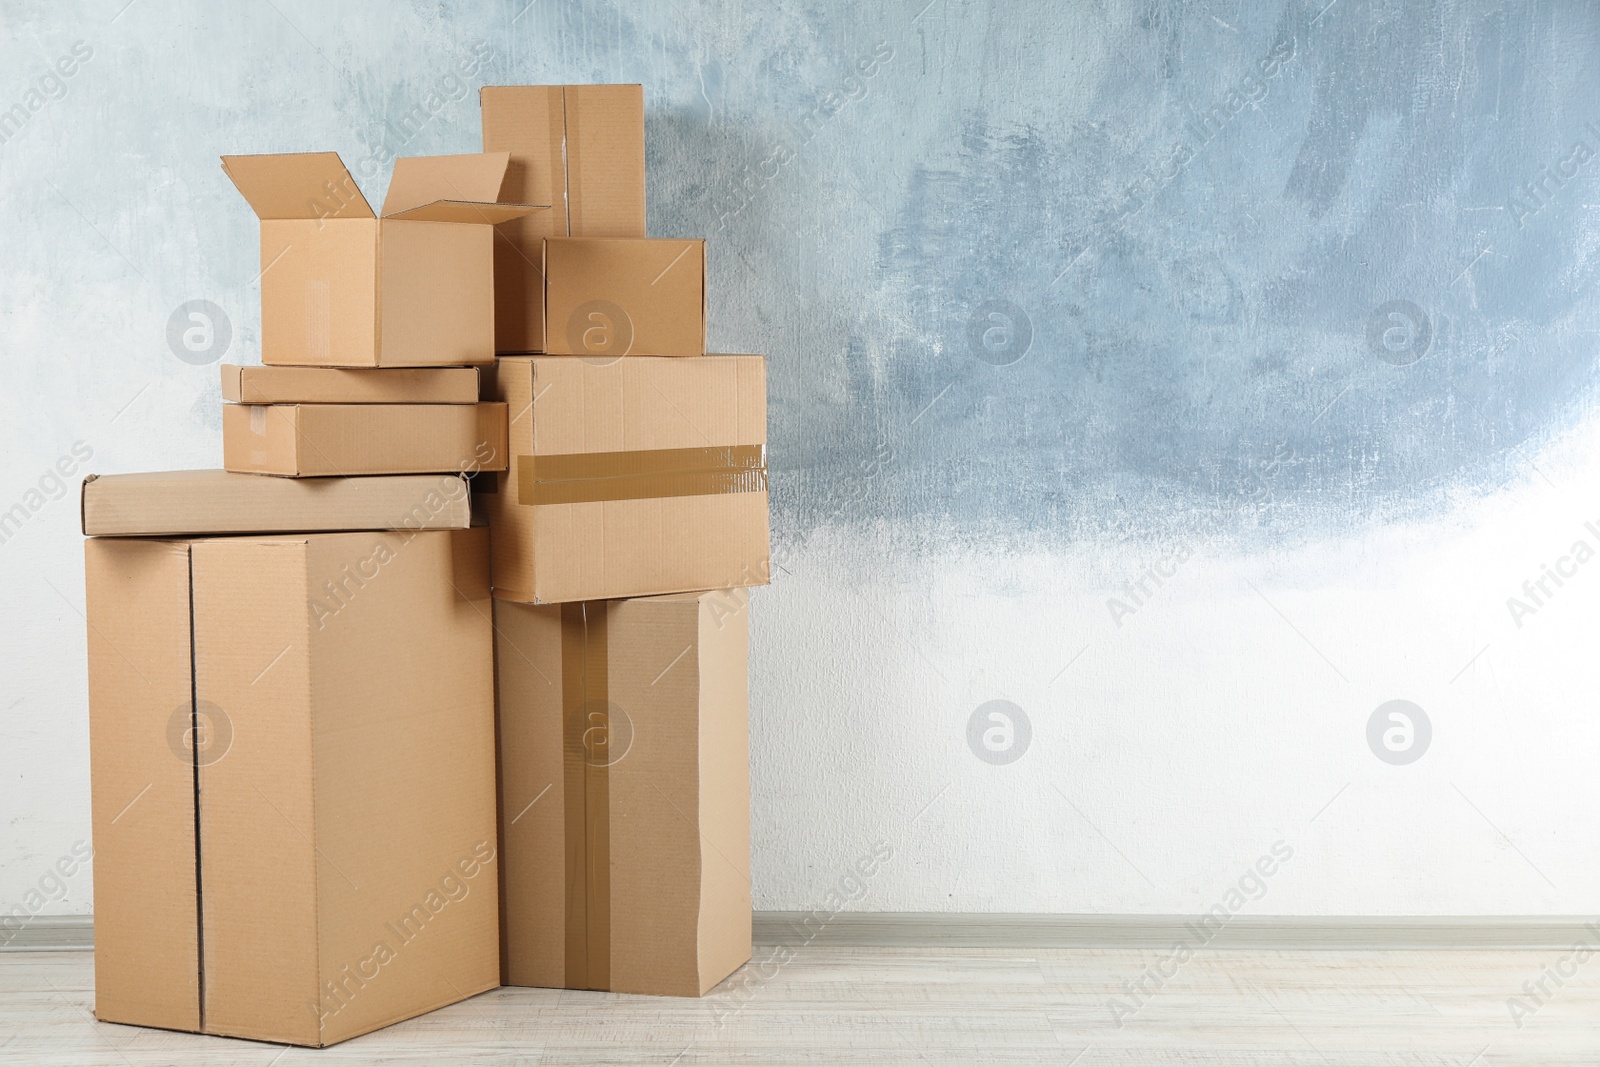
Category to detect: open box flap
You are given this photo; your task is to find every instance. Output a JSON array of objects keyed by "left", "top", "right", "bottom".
[
  {"left": 384, "top": 201, "right": 546, "bottom": 224},
  {"left": 220, "top": 152, "right": 375, "bottom": 220},
  {"left": 381, "top": 151, "right": 514, "bottom": 216}
]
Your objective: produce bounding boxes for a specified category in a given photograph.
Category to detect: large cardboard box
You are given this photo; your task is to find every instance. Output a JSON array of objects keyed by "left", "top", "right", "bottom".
[
  {"left": 495, "top": 592, "right": 751, "bottom": 996},
  {"left": 222, "top": 364, "right": 480, "bottom": 404},
  {"left": 221, "top": 151, "right": 542, "bottom": 366},
  {"left": 484, "top": 356, "right": 769, "bottom": 604},
  {"left": 81, "top": 470, "right": 473, "bottom": 536},
  {"left": 85, "top": 528, "right": 499, "bottom": 1047},
  {"left": 543, "top": 238, "right": 706, "bottom": 358},
  {"left": 480, "top": 84, "right": 647, "bottom": 353},
  {"left": 222, "top": 403, "right": 507, "bottom": 477}
]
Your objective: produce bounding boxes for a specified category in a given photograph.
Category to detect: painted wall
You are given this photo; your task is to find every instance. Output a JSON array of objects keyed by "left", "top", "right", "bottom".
[{"left": 2, "top": 0, "right": 1597, "bottom": 922}]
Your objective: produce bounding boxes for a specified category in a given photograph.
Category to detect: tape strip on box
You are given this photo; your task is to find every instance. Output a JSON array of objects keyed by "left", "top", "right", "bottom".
[{"left": 518, "top": 445, "right": 766, "bottom": 506}]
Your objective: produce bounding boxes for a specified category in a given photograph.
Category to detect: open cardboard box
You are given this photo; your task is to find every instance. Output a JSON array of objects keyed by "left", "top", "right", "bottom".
[{"left": 222, "top": 151, "right": 544, "bottom": 367}]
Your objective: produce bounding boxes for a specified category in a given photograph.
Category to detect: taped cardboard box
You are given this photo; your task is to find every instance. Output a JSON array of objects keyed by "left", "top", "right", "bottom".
[
  {"left": 543, "top": 238, "right": 706, "bottom": 358},
  {"left": 496, "top": 592, "right": 751, "bottom": 996},
  {"left": 222, "top": 402, "right": 507, "bottom": 477},
  {"left": 484, "top": 356, "right": 768, "bottom": 604},
  {"left": 221, "top": 151, "right": 543, "bottom": 366},
  {"left": 85, "top": 528, "right": 499, "bottom": 1047},
  {"left": 222, "top": 364, "right": 480, "bottom": 404},
  {"left": 480, "top": 84, "right": 647, "bottom": 353},
  {"left": 81, "top": 470, "right": 473, "bottom": 536}
]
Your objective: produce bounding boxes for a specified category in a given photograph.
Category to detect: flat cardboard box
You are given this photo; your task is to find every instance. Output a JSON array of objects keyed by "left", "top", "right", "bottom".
[
  {"left": 222, "top": 364, "right": 480, "bottom": 404},
  {"left": 85, "top": 528, "right": 499, "bottom": 1046},
  {"left": 221, "top": 151, "right": 543, "bottom": 366},
  {"left": 496, "top": 592, "right": 751, "bottom": 995},
  {"left": 222, "top": 403, "right": 508, "bottom": 477},
  {"left": 543, "top": 238, "right": 706, "bottom": 357},
  {"left": 81, "top": 470, "right": 473, "bottom": 536},
  {"left": 484, "top": 356, "right": 768, "bottom": 603},
  {"left": 480, "top": 84, "right": 647, "bottom": 353}
]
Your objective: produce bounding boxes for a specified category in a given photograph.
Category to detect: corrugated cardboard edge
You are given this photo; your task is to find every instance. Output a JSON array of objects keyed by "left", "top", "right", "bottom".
[
  {"left": 79, "top": 474, "right": 95, "bottom": 535},
  {"left": 84, "top": 538, "right": 202, "bottom": 1032},
  {"left": 692, "top": 593, "right": 753, "bottom": 994}
]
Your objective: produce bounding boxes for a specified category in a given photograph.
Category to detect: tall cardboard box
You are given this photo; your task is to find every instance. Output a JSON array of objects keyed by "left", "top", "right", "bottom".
[
  {"left": 496, "top": 592, "right": 751, "bottom": 995},
  {"left": 484, "top": 355, "right": 769, "bottom": 604},
  {"left": 222, "top": 151, "right": 542, "bottom": 366},
  {"left": 480, "top": 84, "right": 647, "bottom": 353},
  {"left": 86, "top": 528, "right": 500, "bottom": 1047}
]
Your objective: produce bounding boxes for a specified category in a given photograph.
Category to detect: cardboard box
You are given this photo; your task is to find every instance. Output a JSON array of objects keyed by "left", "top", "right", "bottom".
[
  {"left": 222, "top": 364, "right": 480, "bottom": 404},
  {"left": 484, "top": 356, "right": 768, "bottom": 603},
  {"left": 222, "top": 403, "right": 508, "bottom": 477},
  {"left": 543, "top": 238, "right": 706, "bottom": 357},
  {"left": 495, "top": 592, "right": 751, "bottom": 995},
  {"left": 221, "top": 151, "right": 543, "bottom": 366},
  {"left": 81, "top": 470, "right": 473, "bottom": 536},
  {"left": 480, "top": 84, "right": 647, "bottom": 353},
  {"left": 85, "top": 528, "right": 499, "bottom": 1046}
]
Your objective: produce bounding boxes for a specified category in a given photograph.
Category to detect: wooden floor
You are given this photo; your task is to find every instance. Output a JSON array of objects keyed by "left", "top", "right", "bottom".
[{"left": 2, "top": 946, "right": 1596, "bottom": 1064}]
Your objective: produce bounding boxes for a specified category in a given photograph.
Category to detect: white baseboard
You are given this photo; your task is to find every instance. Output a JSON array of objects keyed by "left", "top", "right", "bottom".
[
  {"left": 0, "top": 915, "right": 94, "bottom": 951},
  {"left": 5, "top": 913, "right": 1595, "bottom": 953},
  {"left": 751, "top": 912, "right": 1600, "bottom": 950}
]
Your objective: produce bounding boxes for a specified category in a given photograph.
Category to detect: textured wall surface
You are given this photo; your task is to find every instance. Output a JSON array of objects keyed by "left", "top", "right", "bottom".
[{"left": 2, "top": 0, "right": 1598, "bottom": 920}]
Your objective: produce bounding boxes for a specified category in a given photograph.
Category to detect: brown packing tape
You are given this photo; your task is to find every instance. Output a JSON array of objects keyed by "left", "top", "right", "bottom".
[
  {"left": 561, "top": 603, "right": 610, "bottom": 990},
  {"left": 518, "top": 445, "right": 767, "bottom": 507}
]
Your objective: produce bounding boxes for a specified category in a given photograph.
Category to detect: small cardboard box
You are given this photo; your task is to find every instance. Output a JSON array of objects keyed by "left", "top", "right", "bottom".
[
  {"left": 81, "top": 470, "right": 473, "bottom": 536},
  {"left": 480, "top": 84, "right": 647, "bottom": 353},
  {"left": 85, "top": 528, "right": 499, "bottom": 1047},
  {"left": 485, "top": 356, "right": 768, "bottom": 604},
  {"left": 543, "top": 238, "right": 706, "bottom": 358},
  {"left": 222, "top": 364, "right": 480, "bottom": 404},
  {"left": 495, "top": 592, "right": 751, "bottom": 996},
  {"left": 222, "top": 403, "right": 507, "bottom": 477},
  {"left": 221, "top": 151, "right": 543, "bottom": 366}
]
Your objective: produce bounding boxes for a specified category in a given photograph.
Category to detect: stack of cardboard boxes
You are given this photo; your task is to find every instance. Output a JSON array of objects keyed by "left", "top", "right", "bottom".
[{"left": 80, "top": 84, "right": 767, "bottom": 1048}]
